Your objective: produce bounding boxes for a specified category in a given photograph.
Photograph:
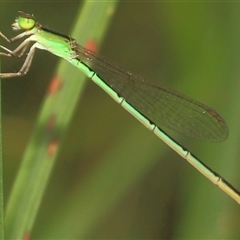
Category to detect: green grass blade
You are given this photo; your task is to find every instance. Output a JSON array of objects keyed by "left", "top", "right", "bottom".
[
  {"left": 5, "top": 1, "right": 118, "bottom": 238},
  {"left": 0, "top": 78, "right": 4, "bottom": 240},
  {"left": 0, "top": 7, "right": 4, "bottom": 237}
]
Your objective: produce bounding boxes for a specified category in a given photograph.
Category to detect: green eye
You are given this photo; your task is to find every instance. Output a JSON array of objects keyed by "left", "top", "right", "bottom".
[{"left": 18, "top": 16, "right": 35, "bottom": 30}]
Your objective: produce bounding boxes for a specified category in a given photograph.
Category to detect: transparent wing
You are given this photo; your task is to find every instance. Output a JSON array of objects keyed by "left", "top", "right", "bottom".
[{"left": 76, "top": 45, "right": 228, "bottom": 141}]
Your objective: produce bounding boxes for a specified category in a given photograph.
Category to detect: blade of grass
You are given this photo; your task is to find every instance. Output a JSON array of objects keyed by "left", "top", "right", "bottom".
[
  {"left": 0, "top": 5, "right": 4, "bottom": 237},
  {"left": 5, "top": 1, "right": 119, "bottom": 238},
  {"left": 0, "top": 74, "right": 4, "bottom": 240}
]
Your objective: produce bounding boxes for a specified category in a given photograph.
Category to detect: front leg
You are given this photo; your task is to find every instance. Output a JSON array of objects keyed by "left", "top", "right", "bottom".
[
  {"left": 0, "top": 42, "right": 38, "bottom": 78},
  {"left": 0, "top": 30, "right": 34, "bottom": 57},
  {"left": 0, "top": 39, "right": 31, "bottom": 57},
  {"left": 0, "top": 30, "right": 33, "bottom": 43}
]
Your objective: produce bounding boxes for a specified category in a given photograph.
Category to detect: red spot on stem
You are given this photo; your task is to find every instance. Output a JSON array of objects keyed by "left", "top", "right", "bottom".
[
  {"left": 23, "top": 232, "right": 31, "bottom": 240},
  {"left": 85, "top": 39, "right": 98, "bottom": 53},
  {"left": 46, "top": 115, "right": 57, "bottom": 132},
  {"left": 48, "top": 139, "right": 59, "bottom": 156},
  {"left": 48, "top": 76, "right": 62, "bottom": 95}
]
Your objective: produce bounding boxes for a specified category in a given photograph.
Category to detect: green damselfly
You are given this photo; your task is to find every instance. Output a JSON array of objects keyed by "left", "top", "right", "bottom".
[{"left": 1, "top": 11, "right": 239, "bottom": 204}]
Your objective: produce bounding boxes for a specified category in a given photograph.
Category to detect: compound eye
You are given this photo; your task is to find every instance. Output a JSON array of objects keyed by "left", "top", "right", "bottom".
[{"left": 18, "top": 16, "right": 35, "bottom": 30}]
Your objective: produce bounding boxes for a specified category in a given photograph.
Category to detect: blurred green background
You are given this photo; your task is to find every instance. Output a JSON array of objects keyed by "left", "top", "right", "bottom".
[{"left": 1, "top": 1, "right": 240, "bottom": 239}]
